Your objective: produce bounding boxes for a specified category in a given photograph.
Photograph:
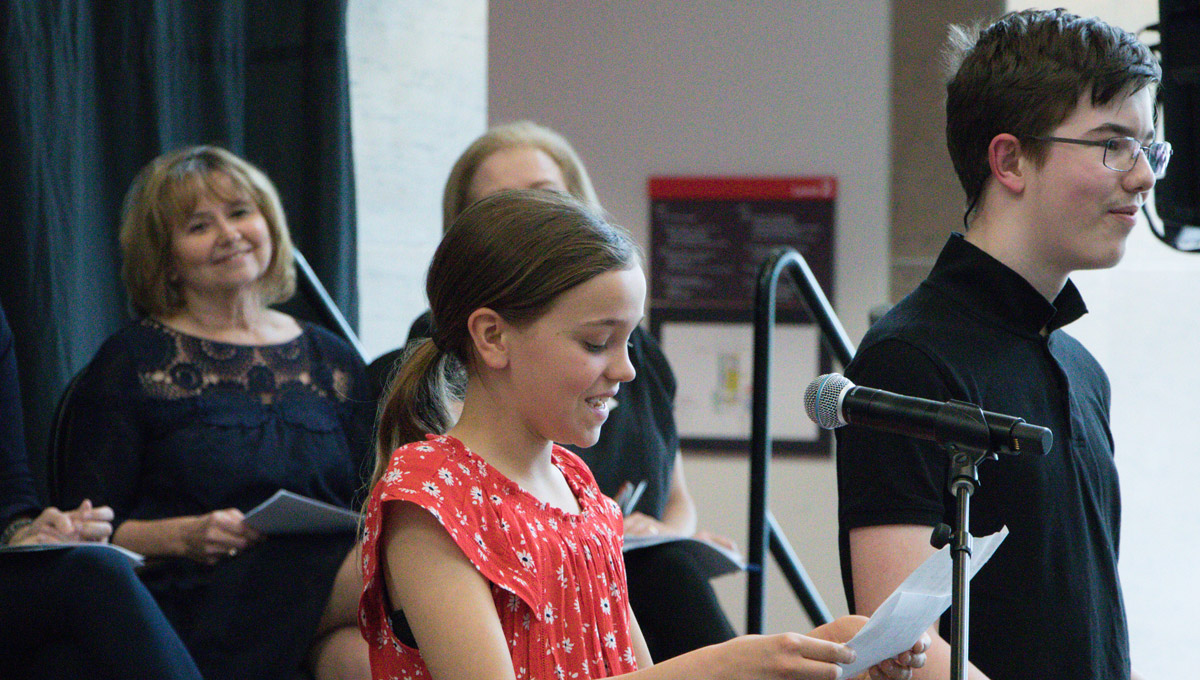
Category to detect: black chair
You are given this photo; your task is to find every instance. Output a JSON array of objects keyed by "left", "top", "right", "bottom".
[
  {"left": 44, "top": 364, "right": 90, "bottom": 508},
  {"left": 365, "top": 347, "right": 405, "bottom": 404}
]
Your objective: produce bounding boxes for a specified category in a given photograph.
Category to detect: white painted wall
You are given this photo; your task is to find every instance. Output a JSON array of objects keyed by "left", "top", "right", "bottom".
[
  {"left": 1021, "top": 3, "right": 1196, "bottom": 677},
  {"left": 489, "top": 0, "right": 893, "bottom": 632},
  {"left": 349, "top": 0, "right": 487, "bottom": 362}
]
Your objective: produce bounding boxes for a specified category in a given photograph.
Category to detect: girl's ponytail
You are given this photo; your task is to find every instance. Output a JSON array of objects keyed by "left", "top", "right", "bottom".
[{"left": 368, "top": 338, "right": 459, "bottom": 491}]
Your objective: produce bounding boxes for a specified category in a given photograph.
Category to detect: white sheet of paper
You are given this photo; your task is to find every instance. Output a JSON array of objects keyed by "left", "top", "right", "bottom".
[
  {"left": 242, "top": 489, "right": 359, "bottom": 535},
  {"left": 838, "top": 527, "right": 1009, "bottom": 678}
]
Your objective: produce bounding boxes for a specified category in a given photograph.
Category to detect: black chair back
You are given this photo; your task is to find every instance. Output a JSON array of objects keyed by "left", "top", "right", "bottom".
[{"left": 45, "top": 365, "right": 89, "bottom": 508}]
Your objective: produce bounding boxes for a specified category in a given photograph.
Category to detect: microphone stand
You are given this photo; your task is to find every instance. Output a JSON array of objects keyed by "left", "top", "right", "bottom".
[{"left": 931, "top": 401, "right": 999, "bottom": 680}]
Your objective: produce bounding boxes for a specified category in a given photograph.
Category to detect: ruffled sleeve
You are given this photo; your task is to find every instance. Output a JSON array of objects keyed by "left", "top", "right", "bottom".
[
  {"left": 359, "top": 436, "right": 639, "bottom": 679},
  {"left": 371, "top": 438, "right": 543, "bottom": 609}
]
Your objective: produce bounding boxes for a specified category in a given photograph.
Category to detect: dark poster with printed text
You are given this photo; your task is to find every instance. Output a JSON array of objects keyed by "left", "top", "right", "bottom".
[{"left": 648, "top": 176, "right": 836, "bottom": 453}]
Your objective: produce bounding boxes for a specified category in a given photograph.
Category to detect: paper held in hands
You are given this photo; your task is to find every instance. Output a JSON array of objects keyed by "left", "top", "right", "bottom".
[
  {"left": 837, "top": 527, "right": 1009, "bottom": 679},
  {"left": 242, "top": 489, "right": 359, "bottom": 535}
]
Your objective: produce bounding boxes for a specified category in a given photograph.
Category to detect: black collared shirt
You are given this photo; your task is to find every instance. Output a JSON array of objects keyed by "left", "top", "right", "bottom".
[{"left": 837, "top": 233, "right": 1129, "bottom": 680}]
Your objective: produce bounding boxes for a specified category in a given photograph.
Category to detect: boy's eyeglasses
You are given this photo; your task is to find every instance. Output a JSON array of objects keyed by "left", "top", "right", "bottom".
[{"left": 1024, "top": 135, "right": 1172, "bottom": 179}]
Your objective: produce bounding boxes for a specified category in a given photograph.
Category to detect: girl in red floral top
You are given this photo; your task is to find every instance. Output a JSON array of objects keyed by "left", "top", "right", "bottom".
[{"left": 359, "top": 190, "right": 928, "bottom": 680}]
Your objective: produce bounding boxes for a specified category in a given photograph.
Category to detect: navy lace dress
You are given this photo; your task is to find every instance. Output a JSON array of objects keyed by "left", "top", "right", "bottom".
[{"left": 60, "top": 318, "right": 373, "bottom": 680}]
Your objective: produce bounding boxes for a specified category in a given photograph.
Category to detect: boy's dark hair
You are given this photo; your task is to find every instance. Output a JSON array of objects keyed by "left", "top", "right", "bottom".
[{"left": 945, "top": 8, "right": 1161, "bottom": 217}]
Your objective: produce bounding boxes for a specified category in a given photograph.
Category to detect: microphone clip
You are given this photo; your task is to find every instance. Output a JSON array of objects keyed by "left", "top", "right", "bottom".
[{"left": 934, "top": 400, "right": 998, "bottom": 457}]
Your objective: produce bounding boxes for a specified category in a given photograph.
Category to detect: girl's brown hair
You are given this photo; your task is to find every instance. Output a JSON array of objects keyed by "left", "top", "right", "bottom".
[{"left": 370, "top": 189, "right": 639, "bottom": 490}]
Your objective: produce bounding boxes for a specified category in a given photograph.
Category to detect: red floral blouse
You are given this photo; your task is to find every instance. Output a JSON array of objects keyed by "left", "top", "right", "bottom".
[{"left": 359, "top": 435, "right": 639, "bottom": 679}]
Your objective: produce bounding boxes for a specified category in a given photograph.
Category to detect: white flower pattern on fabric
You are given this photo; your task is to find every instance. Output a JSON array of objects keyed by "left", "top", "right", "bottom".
[
  {"left": 517, "top": 551, "right": 535, "bottom": 570},
  {"left": 359, "top": 436, "right": 636, "bottom": 679}
]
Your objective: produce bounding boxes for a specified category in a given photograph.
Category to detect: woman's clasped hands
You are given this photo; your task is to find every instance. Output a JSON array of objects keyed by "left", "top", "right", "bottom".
[{"left": 7, "top": 498, "right": 114, "bottom": 547}]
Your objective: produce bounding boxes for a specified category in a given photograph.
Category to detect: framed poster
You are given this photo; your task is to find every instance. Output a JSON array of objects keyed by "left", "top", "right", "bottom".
[{"left": 648, "top": 176, "right": 836, "bottom": 453}]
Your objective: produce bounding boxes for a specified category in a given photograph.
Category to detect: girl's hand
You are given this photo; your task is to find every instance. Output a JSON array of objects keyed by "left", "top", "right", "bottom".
[
  {"left": 810, "top": 616, "right": 930, "bottom": 679},
  {"left": 710, "top": 632, "right": 855, "bottom": 679},
  {"left": 180, "top": 508, "right": 262, "bottom": 564}
]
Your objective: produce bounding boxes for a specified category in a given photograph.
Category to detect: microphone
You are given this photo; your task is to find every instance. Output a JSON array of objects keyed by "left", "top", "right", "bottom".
[{"left": 804, "top": 373, "right": 1052, "bottom": 456}]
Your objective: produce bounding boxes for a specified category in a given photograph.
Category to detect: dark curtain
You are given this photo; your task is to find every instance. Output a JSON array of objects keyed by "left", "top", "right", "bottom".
[{"left": 0, "top": 0, "right": 357, "bottom": 499}]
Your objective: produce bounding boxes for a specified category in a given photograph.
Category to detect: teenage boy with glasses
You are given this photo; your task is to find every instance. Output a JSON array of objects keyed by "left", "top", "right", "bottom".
[{"left": 836, "top": 9, "right": 1161, "bottom": 680}]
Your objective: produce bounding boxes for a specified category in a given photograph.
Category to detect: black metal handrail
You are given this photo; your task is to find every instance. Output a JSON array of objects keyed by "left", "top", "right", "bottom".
[{"left": 747, "top": 246, "right": 855, "bottom": 633}]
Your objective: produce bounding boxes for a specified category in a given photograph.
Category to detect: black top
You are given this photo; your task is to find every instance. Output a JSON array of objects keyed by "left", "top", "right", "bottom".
[
  {"left": 0, "top": 303, "right": 40, "bottom": 531},
  {"left": 62, "top": 319, "right": 372, "bottom": 526},
  {"left": 369, "top": 312, "right": 679, "bottom": 519},
  {"left": 837, "top": 234, "right": 1129, "bottom": 680},
  {"left": 60, "top": 318, "right": 373, "bottom": 679}
]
